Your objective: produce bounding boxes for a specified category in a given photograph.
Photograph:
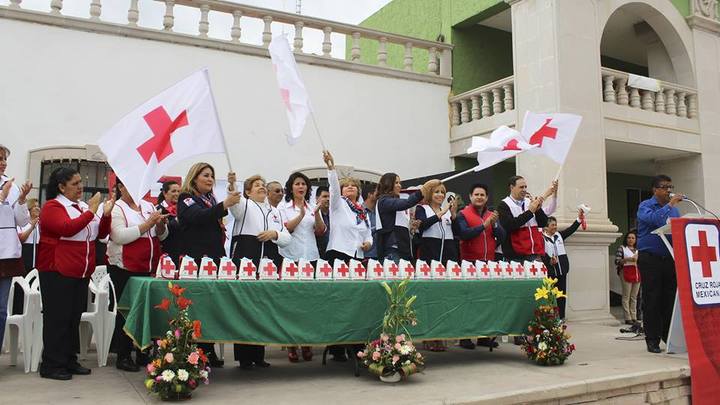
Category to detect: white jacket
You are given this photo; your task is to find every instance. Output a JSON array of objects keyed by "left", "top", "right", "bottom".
[
  {"left": 326, "top": 169, "right": 372, "bottom": 258},
  {"left": 229, "top": 195, "right": 291, "bottom": 246},
  {"left": 0, "top": 176, "right": 30, "bottom": 259}
]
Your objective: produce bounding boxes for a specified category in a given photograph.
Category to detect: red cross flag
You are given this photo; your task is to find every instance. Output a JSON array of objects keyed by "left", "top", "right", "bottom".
[
  {"left": 520, "top": 111, "right": 582, "bottom": 165},
  {"left": 269, "top": 35, "right": 311, "bottom": 145},
  {"left": 467, "top": 125, "right": 537, "bottom": 172},
  {"left": 98, "top": 69, "right": 226, "bottom": 204}
]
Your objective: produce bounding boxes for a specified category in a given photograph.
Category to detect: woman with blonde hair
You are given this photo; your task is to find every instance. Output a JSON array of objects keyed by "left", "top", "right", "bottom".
[
  {"left": 414, "top": 183, "right": 458, "bottom": 263},
  {"left": 177, "top": 162, "right": 241, "bottom": 368}
]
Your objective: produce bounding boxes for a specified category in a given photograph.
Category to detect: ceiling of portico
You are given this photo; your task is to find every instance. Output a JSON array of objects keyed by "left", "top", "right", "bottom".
[
  {"left": 605, "top": 140, "right": 696, "bottom": 176},
  {"left": 601, "top": 7, "right": 656, "bottom": 67},
  {"left": 478, "top": 8, "right": 511, "bottom": 32}
]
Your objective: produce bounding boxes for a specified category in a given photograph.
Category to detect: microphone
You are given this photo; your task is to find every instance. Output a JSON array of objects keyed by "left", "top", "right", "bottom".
[{"left": 669, "top": 193, "right": 686, "bottom": 200}]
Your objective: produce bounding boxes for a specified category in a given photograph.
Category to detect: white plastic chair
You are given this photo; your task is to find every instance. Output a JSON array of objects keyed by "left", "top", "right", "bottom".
[
  {"left": 27, "top": 272, "right": 43, "bottom": 373},
  {"left": 79, "top": 279, "right": 106, "bottom": 366},
  {"left": 4, "top": 276, "right": 36, "bottom": 372},
  {"left": 98, "top": 274, "right": 116, "bottom": 367}
]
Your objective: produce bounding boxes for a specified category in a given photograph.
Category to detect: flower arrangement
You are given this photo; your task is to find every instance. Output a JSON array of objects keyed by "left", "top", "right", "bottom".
[
  {"left": 358, "top": 279, "right": 424, "bottom": 380},
  {"left": 145, "top": 282, "right": 210, "bottom": 401},
  {"left": 522, "top": 277, "right": 576, "bottom": 366}
]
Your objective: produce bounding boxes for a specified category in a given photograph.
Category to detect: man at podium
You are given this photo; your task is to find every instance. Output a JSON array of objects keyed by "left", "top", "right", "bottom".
[{"left": 636, "top": 174, "right": 683, "bottom": 353}]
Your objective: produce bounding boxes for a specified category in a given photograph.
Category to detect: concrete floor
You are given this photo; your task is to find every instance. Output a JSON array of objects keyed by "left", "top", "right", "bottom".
[{"left": 0, "top": 315, "right": 689, "bottom": 405}]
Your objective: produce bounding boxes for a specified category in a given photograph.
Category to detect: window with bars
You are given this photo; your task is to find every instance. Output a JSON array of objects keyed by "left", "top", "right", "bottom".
[{"left": 39, "top": 159, "right": 111, "bottom": 204}]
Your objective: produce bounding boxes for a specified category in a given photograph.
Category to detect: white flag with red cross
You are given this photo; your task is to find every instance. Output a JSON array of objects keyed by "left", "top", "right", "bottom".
[
  {"left": 281, "top": 258, "right": 300, "bottom": 281},
  {"left": 520, "top": 112, "right": 583, "bottom": 165},
  {"left": 333, "top": 259, "right": 352, "bottom": 281},
  {"left": 198, "top": 256, "right": 218, "bottom": 279},
  {"left": 258, "top": 258, "right": 279, "bottom": 280},
  {"left": 156, "top": 254, "right": 177, "bottom": 279},
  {"left": 510, "top": 261, "right": 526, "bottom": 279},
  {"left": 269, "top": 35, "right": 311, "bottom": 145},
  {"left": 476, "top": 261, "right": 491, "bottom": 279},
  {"left": 178, "top": 256, "right": 199, "bottom": 279},
  {"left": 467, "top": 125, "right": 537, "bottom": 172},
  {"left": 447, "top": 260, "right": 463, "bottom": 280},
  {"left": 524, "top": 260, "right": 541, "bottom": 279},
  {"left": 98, "top": 69, "right": 226, "bottom": 204},
  {"left": 415, "top": 260, "right": 432, "bottom": 280},
  {"left": 367, "top": 259, "right": 385, "bottom": 280},
  {"left": 384, "top": 259, "right": 402, "bottom": 280},
  {"left": 461, "top": 260, "right": 478, "bottom": 279},
  {"left": 501, "top": 261, "right": 514, "bottom": 279},
  {"left": 298, "top": 259, "right": 316, "bottom": 280},
  {"left": 398, "top": 259, "right": 415, "bottom": 279},
  {"left": 349, "top": 259, "right": 367, "bottom": 280},
  {"left": 431, "top": 260, "right": 447, "bottom": 279},
  {"left": 238, "top": 258, "right": 258, "bottom": 281},
  {"left": 315, "top": 259, "right": 334, "bottom": 280},
  {"left": 218, "top": 257, "right": 238, "bottom": 280}
]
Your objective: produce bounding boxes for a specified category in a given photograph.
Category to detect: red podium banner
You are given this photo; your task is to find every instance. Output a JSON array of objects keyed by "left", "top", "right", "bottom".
[{"left": 671, "top": 217, "right": 720, "bottom": 405}]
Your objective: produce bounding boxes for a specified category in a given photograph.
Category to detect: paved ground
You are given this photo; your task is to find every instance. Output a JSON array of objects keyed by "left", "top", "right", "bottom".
[{"left": 0, "top": 313, "right": 689, "bottom": 405}]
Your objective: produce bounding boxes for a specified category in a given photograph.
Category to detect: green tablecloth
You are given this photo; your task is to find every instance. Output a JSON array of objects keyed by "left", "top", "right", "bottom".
[{"left": 118, "top": 278, "right": 541, "bottom": 349}]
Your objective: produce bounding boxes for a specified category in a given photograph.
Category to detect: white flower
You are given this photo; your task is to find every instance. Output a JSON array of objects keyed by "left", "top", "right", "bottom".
[
  {"left": 199, "top": 370, "right": 209, "bottom": 379},
  {"left": 400, "top": 345, "right": 412, "bottom": 355},
  {"left": 177, "top": 369, "right": 189, "bottom": 382},
  {"left": 161, "top": 369, "right": 175, "bottom": 382},
  {"left": 538, "top": 342, "right": 548, "bottom": 351}
]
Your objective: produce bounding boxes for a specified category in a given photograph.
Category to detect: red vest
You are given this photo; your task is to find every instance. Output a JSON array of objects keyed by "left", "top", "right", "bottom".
[
  {"left": 459, "top": 206, "right": 496, "bottom": 261},
  {"left": 502, "top": 197, "right": 545, "bottom": 256},
  {"left": 113, "top": 201, "right": 162, "bottom": 273}
]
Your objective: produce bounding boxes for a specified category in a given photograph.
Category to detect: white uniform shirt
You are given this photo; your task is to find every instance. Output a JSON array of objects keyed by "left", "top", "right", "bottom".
[
  {"left": 326, "top": 170, "right": 372, "bottom": 258},
  {"left": 0, "top": 175, "right": 29, "bottom": 259},
  {"left": 278, "top": 199, "right": 320, "bottom": 261}
]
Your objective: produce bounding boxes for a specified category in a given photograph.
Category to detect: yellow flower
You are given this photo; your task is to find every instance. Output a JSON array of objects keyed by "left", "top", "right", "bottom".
[
  {"left": 543, "top": 277, "right": 558, "bottom": 286},
  {"left": 535, "top": 287, "right": 550, "bottom": 301},
  {"left": 551, "top": 287, "right": 566, "bottom": 298}
]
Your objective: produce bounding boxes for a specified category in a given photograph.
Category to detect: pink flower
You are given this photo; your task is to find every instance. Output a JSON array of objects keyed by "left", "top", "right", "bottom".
[
  {"left": 357, "top": 351, "right": 366, "bottom": 359},
  {"left": 372, "top": 351, "right": 381, "bottom": 361},
  {"left": 394, "top": 343, "right": 402, "bottom": 351},
  {"left": 392, "top": 355, "right": 400, "bottom": 364},
  {"left": 381, "top": 333, "right": 389, "bottom": 342},
  {"left": 395, "top": 334, "right": 405, "bottom": 343},
  {"left": 174, "top": 329, "right": 181, "bottom": 338},
  {"left": 146, "top": 363, "right": 156, "bottom": 374},
  {"left": 188, "top": 379, "right": 197, "bottom": 389},
  {"left": 155, "top": 376, "right": 163, "bottom": 382},
  {"left": 164, "top": 353, "right": 174, "bottom": 363},
  {"left": 188, "top": 351, "right": 200, "bottom": 365}
]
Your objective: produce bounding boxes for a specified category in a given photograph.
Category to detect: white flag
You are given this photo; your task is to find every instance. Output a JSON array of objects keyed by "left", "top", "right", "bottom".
[
  {"left": 98, "top": 69, "right": 226, "bottom": 204},
  {"left": 520, "top": 112, "right": 582, "bottom": 165},
  {"left": 269, "top": 35, "right": 311, "bottom": 145},
  {"left": 467, "top": 126, "right": 536, "bottom": 171}
]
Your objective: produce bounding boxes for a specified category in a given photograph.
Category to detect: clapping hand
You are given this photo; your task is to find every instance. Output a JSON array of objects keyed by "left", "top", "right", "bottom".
[
  {"left": 88, "top": 192, "right": 102, "bottom": 214},
  {"left": 0, "top": 178, "right": 13, "bottom": 203},
  {"left": 18, "top": 180, "right": 32, "bottom": 204},
  {"left": 102, "top": 191, "right": 116, "bottom": 217}
]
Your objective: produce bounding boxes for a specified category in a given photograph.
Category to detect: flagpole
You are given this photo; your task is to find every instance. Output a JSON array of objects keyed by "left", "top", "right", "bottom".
[
  {"left": 442, "top": 165, "right": 480, "bottom": 182},
  {"left": 203, "top": 69, "right": 234, "bottom": 173},
  {"left": 309, "top": 108, "right": 327, "bottom": 151},
  {"left": 553, "top": 164, "right": 563, "bottom": 181}
]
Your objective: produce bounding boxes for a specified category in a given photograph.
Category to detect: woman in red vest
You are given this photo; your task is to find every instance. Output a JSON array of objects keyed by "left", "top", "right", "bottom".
[
  {"left": 37, "top": 167, "right": 114, "bottom": 380},
  {"left": 107, "top": 178, "right": 168, "bottom": 372}
]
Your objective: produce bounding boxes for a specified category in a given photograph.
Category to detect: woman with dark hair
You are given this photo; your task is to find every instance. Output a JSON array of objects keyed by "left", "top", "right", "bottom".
[
  {"left": 376, "top": 172, "right": 439, "bottom": 261},
  {"left": 616, "top": 230, "right": 640, "bottom": 326},
  {"left": 155, "top": 180, "right": 181, "bottom": 265},
  {"left": 541, "top": 211, "right": 583, "bottom": 319},
  {"left": 37, "top": 167, "right": 114, "bottom": 380},
  {"left": 107, "top": 177, "right": 167, "bottom": 372},
  {"left": 177, "top": 162, "right": 241, "bottom": 368},
  {"left": 278, "top": 172, "right": 325, "bottom": 363},
  {"left": 0, "top": 144, "right": 32, "bottom": 357}
]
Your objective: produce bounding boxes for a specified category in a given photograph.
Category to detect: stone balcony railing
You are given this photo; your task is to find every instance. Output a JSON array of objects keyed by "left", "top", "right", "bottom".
[
  {"left": 1, "top": 0, "right": 452, "bottom": 85},
  {"left": 448, "top": 76, "right": 515, "bottom": 127},
  {"left": 601, "top": 67, "right": 698, "bottom": 119}
]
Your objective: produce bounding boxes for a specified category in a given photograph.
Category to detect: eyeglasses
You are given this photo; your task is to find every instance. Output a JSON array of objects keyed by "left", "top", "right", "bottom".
[{"left": 657, "top": 185, "right": 674, "bottom": 190}]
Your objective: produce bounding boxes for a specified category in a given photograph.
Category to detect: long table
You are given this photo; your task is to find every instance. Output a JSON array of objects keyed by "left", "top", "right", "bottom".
[{"left": 118, "top": 278, "right": 541, "bottom": 349}]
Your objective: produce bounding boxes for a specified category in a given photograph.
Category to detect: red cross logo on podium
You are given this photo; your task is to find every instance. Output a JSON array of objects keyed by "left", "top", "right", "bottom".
[
  {"left": 243, "top": 263, "right": 256, "bottom": 278},
  {"left": 466, "top": 265, "right": 477, "bottom": 276},
  {"left": 529, "top": 265, "right": 538, "bottom": 277},
  {"left": 184, "top": 261, "right": 198, "bottom": 276},
  {"left": 451, "top": 265, "right": 462, "bottom": 278},
  {"left": 505, "top": 265, "right": 514, "bottom": 277},
  {"left": 493, "top": 265, "right": 503, "bottom": 277},
  {"left": 372, "top": 264, "right": 384, "bottom": 278},
  {"left": 435, "top": 264, "right": 446, "bottom": 277},
  {"left": 403, "top": 264, "right": 414, "bottom": 278},
  {"left": 285, "top": 262, "right": 299, "bottom": 277},
  {"left": 202, "top": 261, "right": 217, "bottom": 276},
  {"left": 263, "top": 262, "right": 277, "bottom": 278},
  {"left": 692, "top": 230, "right": 718, "bottom": 278},
  {"left": 480, "top": 265, "right": 490, "bottom": 277},
  {"left": 418, "top": 263, "right": 431, "bottom": 277},
  {"left": 388, "top": 263, "right": 399, "bottom": 277},
  {"left": 319, "top": 263, "right": 333, "bottom": 278},
  {"left": 221, "top": 261, "right": 235, "bottom": 277},
  {"left": 137, "top": 106, "right": 189, "bottom": 164},
  {"left": 540, "top": 265, "right": 548, "bottom": 277},
  {"left": 160, "top": 258, "right": 175, "bottom": 275},
  {"left": 301, "top": 263, "right": 314, "bottom": 278},
  {"left": 515, "top": 265, "right": 525, "bottom": 277},
  {"left": 353, "top": 264, "right": 366, "bottom": 278},
  {"left": 336, "top": 263, "right": 349, "bottom": 278}
]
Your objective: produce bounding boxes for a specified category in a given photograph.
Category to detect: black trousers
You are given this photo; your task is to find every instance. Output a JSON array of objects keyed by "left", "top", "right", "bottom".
[
  {"left": 39, "top": 271, "right": 88, "bottom": 372},
  {"left": 556, "top": 273, "right": 567, "bottom": 319},
  {"left": 324, "top": 250, "right": 356, "bottom": 358},
  {"left": 234, "top": 344, "right": 265, "bottom": 365},
  {"left": 638, "top": 252, "right": 676, "bottom": 344},
  {"left": 109, "top": 266, "right": 149, "bottom": 359}
]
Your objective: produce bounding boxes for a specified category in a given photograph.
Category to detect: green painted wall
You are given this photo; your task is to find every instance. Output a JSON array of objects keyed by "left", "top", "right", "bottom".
[
  {"left": 670, "top": 0, "right": 690, "bottom": 17},
  {"left": 452, "top": 25, "right": 513, "bottom": 94},
  {"left": 606, "top": 172, "right": 653, "bottom": 255}
]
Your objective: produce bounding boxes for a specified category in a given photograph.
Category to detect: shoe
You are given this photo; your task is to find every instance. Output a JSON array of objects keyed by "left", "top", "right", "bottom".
[
  {"left": 254, "top": 361, "right": 271, "bottom": 368},
  {"left": 459, "top": 339, "right": 476, "bottom": 350},
  {"left": 624, "top": 320, "right": 635, "bottom": 325},
  {"left": 208, "top": 352, "right": 224, "bottom": 368},
  {"left": 301, "top": 347, "right": 313, "bottom": 361},
  {"left": 287, "top": 349, "right": 299, "bottom": 363},
  {"left": 239, "top": 362, "right": 254, "bottom": 370},
  {"left": 116, "top": 357, "right": 140, "bottom": 372},
  {"left": 67, "top": 363, "right": 92, "bottom": 375},
  {"left": 646, "top": 341, "right": 662, "bottom": 353},
  {"left": 40, "top": 368, "right": 73, "bottom": 381},
  {"left": 477, "top": 338, "right": 499, "bottom": 348},
  {"left": 331, "top": 353, "right": 348, "bottom": 362},
  {"left": 135, "top": 352, "right": 150, "bottom": 367}
]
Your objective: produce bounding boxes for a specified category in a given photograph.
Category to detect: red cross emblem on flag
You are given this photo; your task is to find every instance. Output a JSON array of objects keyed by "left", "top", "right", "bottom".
[
  {"left": 262, "top": 262, "right": 277, "bottom": 278},
  {"left": 372, "top": 263, "right": 384, "bottom": 278},
  {"left": 243, "top": 262, "right": 256, "bottom": 278},
  {"left": 319, "top": 263, "right": 333, "bottom": 278},
  {"left": 221, "top": 261, "right": 236, "bottom": 277},
  {"left": 285, "top": 262, "right": 299, "bottom": 277},
  {"left": 387, "top": 263, "right": 399, "bottom": 277},
  {"left": 353, "top": 263, "right": 366, "bottom": 278},
  {"left": 480, "top": 265, "right": 490, "bottom": 277},
  {"left": 160, "top": 257, "right": 176, "bottom": 276},
  {"left": 418, "top": 263, "right": 431, "bottom": 277},
  {"left": 336, "top": 263, "right": 350, "bottom": 278},
  {"left": 202, "top": 260, "right": 217, "bottom": 276},
  {"left": 184, "top": 260, "right": 198, "bottom": 276},
  {"left": 301, "top": 263, "right": 314, "bottom": 278},
  {"left": 137, "top": 106, "right": 189, "bottom": 164},
  {"left": 528, "top": 118, "right": 557, "bottom": 147},
  {"left": 529, "top": 264, "right": 539, "bottom": 277}
]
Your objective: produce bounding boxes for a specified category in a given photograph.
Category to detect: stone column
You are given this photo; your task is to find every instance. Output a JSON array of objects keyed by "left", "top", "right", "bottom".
[{"left": 507, "top": 0, "right": 619, "bottom": 321}]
